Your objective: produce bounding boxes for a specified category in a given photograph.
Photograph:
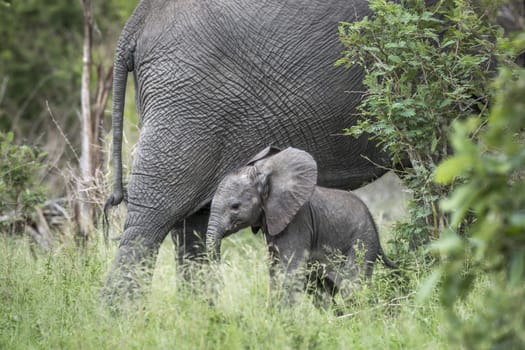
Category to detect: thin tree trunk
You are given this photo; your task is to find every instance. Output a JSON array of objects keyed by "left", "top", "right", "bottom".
[
  {"left": 77, "top": 0, "right": 93, "bottom": 241},
  {"left": 93, "top": 66, "right": 110, "bottom": 169},
  {"left": 91, "top": 65, "right": 113, "bottom": 223}
]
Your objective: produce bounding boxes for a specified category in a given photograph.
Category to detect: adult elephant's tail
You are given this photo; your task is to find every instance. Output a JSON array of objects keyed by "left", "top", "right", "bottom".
[{"left": 103, "top": 33, "right": 136, "bottom": 242}]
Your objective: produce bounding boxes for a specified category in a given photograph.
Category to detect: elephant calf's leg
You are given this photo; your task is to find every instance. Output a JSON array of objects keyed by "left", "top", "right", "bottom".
[{"left": 305, "top": 263, "right": 341, "bottom": 310}]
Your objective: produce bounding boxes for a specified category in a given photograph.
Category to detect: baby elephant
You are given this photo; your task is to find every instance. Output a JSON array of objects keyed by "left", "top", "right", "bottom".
[{"left": 206, "top": 146, "right": 397, "bottom": 302}]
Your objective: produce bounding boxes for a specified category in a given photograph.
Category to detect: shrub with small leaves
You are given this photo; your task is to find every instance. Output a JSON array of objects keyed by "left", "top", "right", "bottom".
[
  {"left": 0, "top": 131, "right": 47, "bottom": 233},
  {"left": 337, "top": 0, "right": 511, "bottom": 246}
]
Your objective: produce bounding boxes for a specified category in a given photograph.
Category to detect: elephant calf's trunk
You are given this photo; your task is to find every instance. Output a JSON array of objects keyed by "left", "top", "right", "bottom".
[{"left": 205, "top": 228, "right": 222, "bottom": 262}]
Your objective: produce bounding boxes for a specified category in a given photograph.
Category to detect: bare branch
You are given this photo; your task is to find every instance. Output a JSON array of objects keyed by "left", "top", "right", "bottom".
[
  {"left": 46, "top": 101, "right": 80, "bottom": 162},
  {"left": 336, "top": 292, "right": 417, "bottom": 319}
]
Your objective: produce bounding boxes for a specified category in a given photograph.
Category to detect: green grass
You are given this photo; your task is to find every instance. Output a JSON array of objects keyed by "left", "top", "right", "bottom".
[{"left": 1, "top": 231, "right": 453, "bottom": 349}]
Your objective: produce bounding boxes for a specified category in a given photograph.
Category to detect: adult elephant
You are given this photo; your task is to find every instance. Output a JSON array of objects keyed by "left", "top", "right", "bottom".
[{"left": 103, "top": 0, "right": 391, "bottom": 302}]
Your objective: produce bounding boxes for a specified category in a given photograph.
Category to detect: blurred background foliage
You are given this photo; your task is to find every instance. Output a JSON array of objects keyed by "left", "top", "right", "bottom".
[
  {"left": 432, "top": 34, "right": 525, "bottom": 348},
  {"left": 0, "top": 131, "right": 46, "bottom": 228},
  {"left": 0, "top": 1, "right": 138, "bottom": 241},
  {"left": 0, "top": 0, "right": 135, "bottom": 152}
]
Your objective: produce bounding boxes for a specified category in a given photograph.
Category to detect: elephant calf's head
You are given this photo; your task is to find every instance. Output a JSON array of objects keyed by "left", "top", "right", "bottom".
[
  {"left": 206, "top": 147, "right": 318, "bottom": 260},
  {"left": 210, "top": 166, "right": 265, "bottom": 237}
]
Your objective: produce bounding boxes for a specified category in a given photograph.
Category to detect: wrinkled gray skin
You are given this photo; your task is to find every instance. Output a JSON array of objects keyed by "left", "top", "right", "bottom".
[
  {"left": 104, "top": 0, "right": 395, "bottom": 302},
  {"left": 207, "top": 147, "right": 397, "bottom": 303}
]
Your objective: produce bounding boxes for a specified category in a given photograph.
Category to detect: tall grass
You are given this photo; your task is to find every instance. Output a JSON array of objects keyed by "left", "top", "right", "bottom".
[{"left": 1, "top": 231, "right": 452, "bottom": 349}]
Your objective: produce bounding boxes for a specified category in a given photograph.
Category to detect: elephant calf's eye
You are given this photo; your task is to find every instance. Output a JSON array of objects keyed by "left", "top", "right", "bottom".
[{"left": 230, "top": 202, "right": 241, "bottom": 210}]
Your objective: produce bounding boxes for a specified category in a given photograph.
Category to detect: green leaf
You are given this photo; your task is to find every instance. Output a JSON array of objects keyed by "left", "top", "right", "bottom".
[
  {"left": 441, "top": 40, "right": 456, "bottom": 48},
  {"left": 509, "top": 250, "right": 525, "bottom": 286},
  {"left": 438, "top": 98, "right": 453, "bottom": 108},
  {"left": 428, "top": 231, "right": 463, "bottom": 255},
  {"left": 399, "top": 108, "right": 416, "bottom": 117},
  {"left": 430, "top": 136, "right": 438, "bottom": 152},
  {"left": 416, "top": 269, "right": 442, "bottom": 303},
  {"left": 441, "top": 183, "right": 481, "bottom": 228},
  {"left": 388, "top": 54, "right": 402, "bottom": 64},
  {"left": 508, "top": 212, "right": 525, "bottom": 234},
  {"left": 434, "top": 154, "right": 473, "bottom": 184}
]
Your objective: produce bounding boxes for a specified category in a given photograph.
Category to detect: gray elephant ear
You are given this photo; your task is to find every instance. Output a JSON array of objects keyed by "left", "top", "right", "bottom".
[
  {"left": 255, "top": 147, "right": 318, "bottom": 236},
  {"left": 247, "top": 146, "right": 282, "bottom": 166}
]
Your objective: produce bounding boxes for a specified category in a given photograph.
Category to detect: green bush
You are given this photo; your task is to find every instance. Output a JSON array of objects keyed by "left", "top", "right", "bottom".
[
  {"left": 0, "top": 131, "right": 46, "bottom": 233},
  {"left": 337, "top": 0, "right": 511, "bottom": 246},
  {"left": 338, "top": 2, "right": 524, "bottom": 346},
  {"left": 431, "top": 31, "right": 525, "bottom": 348}
]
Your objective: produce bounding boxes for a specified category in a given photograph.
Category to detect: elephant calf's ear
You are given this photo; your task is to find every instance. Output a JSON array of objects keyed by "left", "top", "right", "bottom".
[
  {"left": 256, "top": 147, "right": 317, "bottom": 236},
  {"left": 247, "top": 146, "right": 282, "bottom": 166}
]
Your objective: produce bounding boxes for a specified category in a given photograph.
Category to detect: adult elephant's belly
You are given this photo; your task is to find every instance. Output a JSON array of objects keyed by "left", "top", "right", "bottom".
[
  {"left": 236, "top": 112, "right": 390, "bottom": 190},
  {"left": 134, "top": 70, "right": 390, "bottom": 195},
  {"left": 274, "top": 127, "right": 390, "bottom": 191}
]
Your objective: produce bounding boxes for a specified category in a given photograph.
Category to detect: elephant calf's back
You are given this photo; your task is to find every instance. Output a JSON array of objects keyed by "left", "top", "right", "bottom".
[{"left": 310, "top": 187, "right": 379, "bottom": 256}]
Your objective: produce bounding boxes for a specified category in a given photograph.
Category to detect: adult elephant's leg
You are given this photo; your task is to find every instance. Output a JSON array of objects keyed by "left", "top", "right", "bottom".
[
  {"left": 103, "top": 205, "right": 173, "bottom": 306},
  {"left": 102, "top": 123, "right": 209, "bottom": 306}
]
